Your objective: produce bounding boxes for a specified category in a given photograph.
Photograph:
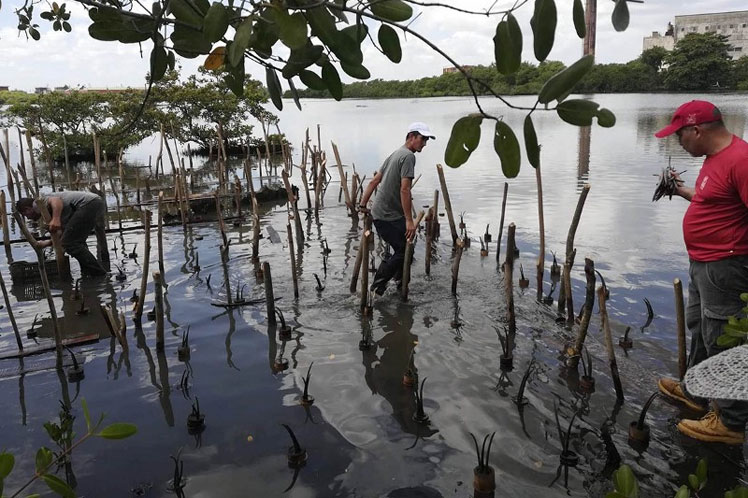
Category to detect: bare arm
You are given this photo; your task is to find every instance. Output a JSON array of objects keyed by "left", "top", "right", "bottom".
[
  {"left": 359, "top": 171, "right": 381, "bottom": 210},
  {"left": 47, "top": 197, "right": 64, "bottom": 232},
  {"left": 400, "top": 177, "right": 415, "bottom": 240},
  {"left": 670, "top": 171, "right": 694, "bottom": 202}
]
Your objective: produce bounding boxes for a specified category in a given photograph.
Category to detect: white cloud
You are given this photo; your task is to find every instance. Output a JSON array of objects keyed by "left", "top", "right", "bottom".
[{"left": 0, "top": 0, "right": 746, "bottom": 90}]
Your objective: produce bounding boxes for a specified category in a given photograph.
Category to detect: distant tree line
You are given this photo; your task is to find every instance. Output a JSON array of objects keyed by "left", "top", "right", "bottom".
[{"left": 288, "top": 33, "right": 748, "bottom": 99}]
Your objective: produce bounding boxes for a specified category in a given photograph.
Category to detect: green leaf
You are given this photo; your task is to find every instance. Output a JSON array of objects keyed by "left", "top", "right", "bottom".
[
  {"left": 282, "top": 43, "right": 324, "bottom": 79},
  {"left": 331, "top": 31, "right": 364, "bottom": 65},
  {"left": 224, "top": 59, "right": 245, "bottom": 96},
  {"left": 740, "top": 292, "right": 748, "bottom": 303},
  {"left": 305, "top": 6, "right": 338, "bottom": 46},
  {"left": 299, "top": 70, "right": 327, "bottom": 91},
  {"left": 444, "top": 115, "right": 482, "bottom": 168},
  {"left": 167, "top": 0, "right": 204, "bottom": 27},
  {"left": 228, "top": 19, "right": 253, "bottom": 67},
  {"left": 287, "top": 77, "right": 302, "bottom": 111},
  {"left": 150, "top": 45, "right": 168, "bottom": 82},
  {"left": 340, "top": 61, "right": 370, "bottom": 80},
  {"left": 82, "top": 398, "right": 92, "bottom": 432},
  {"left": 597, "top": 108, "right": 616, "bottom": 127},
  {"left": 717, "top": 334, "right": 740, "bottom": 347},
  {"left": 695, "top": 458, "right": 707, "bottom": 486},
  {"left": 556, "top": 99, "right": 599, "bottom": 126},
  {"left": 40, "top": 11, "right": 54, "bottom": 20},
  {"left": 0, "top": 452, "right": 14, "bottom": 479},
  {"left": 523, "top": 114, "right": 540, "bottom": 168},
  {"left": 612, "top": 0, "right": 629, "bottom": 32},
  {"left": 538, "top": 54, "right": 594, "bottom": 104},
  {"left": 171, "top": 24, "right": 212, "bottom": 58},
  {"left": 42, "top": 474, "right": 75, "bottom": 498},
  {"left": 266, "top": 66, "right": 283, "bottom": 110},
  {"left": 675, "top": 485, "right": 690, "bottom": 498},
  {"left": 321, "top": 63, "right": 343, "bottom": 100},
  {"left": 29, "top": 27, "right": 41, "bottom": 40},
  {"left": 605, "top": 493, "right": 628, "bottom": 498},
  {"left": 378, "top": 24, "right": 402, "bottom": 63},
  {"left": 723, "top": 324, "right": 748, "bottom": 338},
  {"left": 494, "top": 13, "right": 522, "bottom": 75},
  {"left": 35, "top": 447, "right": 53, "bottom": 474},
  {"left": 277, "top": 11, "right": 308, "bottom": 50},
  {"left": 370, "top": 0, "right": 412, "bottom": 22},
  {"left": 96, "top": 422, "right": 137, "bottom": 439},
  {"left": 203, "top": 2, "right": 229, "bottom": 43},
  {"left": 62, "top": 21, "right": 71, "bottom": 32},
  {"left": 167, "top": 50, "right": 176, "bottom": 70},
  {"left": 530, "top": 0, "right": 557, "bottom": 62},
  {"left": 341, "top": 23, "right": 369, "bottom": 44},
  {"left": 688, "top": 474, "right": 699, "bottom": 492},
  {"left": 494, "top": 121, "right": 521, "bottom": 178},
  {"left": 613, "top": 464, "right": 639, "bottom": 498},
  {"left": 573, "top": 0, "right": 585, "bottom": 38}
]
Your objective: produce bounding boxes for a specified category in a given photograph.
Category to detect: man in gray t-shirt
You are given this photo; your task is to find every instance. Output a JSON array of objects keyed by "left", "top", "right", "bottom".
[
  {"left": 359, "top": 122, "right": 435, "bottom": 295},
  {"left": 17, "top": 190, "right": 109, "bottom": 276}
]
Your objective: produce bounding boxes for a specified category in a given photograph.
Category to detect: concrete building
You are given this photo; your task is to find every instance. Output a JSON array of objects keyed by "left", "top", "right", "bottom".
[
  {"left": 442, "top": 65, "right": 475, "bottom": 74},
  {"left": 644, "top": 10, "right": 748, "bottom": 59},
  {"left": 0, "top": 86, "right": 9, "bottom": 92}
]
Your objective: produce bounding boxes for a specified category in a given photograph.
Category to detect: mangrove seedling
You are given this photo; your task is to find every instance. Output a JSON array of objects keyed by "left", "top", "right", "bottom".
[
  {"left": 458, "top": 212, "right": 466, "bottom": 230},
  {"left": 579, "top": 347, "right": 595, "bottom": 393},
  {"left": 129, "top": 289, "right": 139, "bottom": 303},
  {"left": 234, "top": 283, "right": 247, "bottom": 304},
  {"left": 412, "top": 377, "right": 430, "bottom": 425},
  {"left": 628, "top": 392, "right": 658, "bottom": 447},
  {"left": 554, "top": 403, "right": 580, "bottom": 468},
  {"left": 314, "top": 273, "right": 325, "bottom": 292},
  {"left": 321, "top": 238, "right": 331, "bottom": 255},
  {"left": 66, "top": 347, "right": 85, "bottom": 382},
  {"left": 146, "top": 307, "right": 156, "bottom": 321},
  {"left": 206, "top": 273, "right": 212, "bottom": 289},
  {"left": 27, "top": 313, "right": 40, "bottom": 339},
  {"left": 115, "top": 264, "right": 127, "bottom": 282},
  {"left": 595, "top": 269, "right": 610, "bottom": 300},
  {"left": 550, "top": 252, "right": 561, "bottom": 282},
  {"left": 276, "top": 308, "right": 292, "bottom": 340},
  {"left": 73, "top": 278, "right": 81, "bottom": 300},
  {"left": 519, "top": 264, "right": 529, "bottom": 289},
  {"left": 128, "top": 243, "right": 138, "bottom": 259},
  {"left": 470, "top": 432, "right": 496, "bottom": 497},
  {"left": 479, "top": 237, "right": 488, "bottom": 257},
  {"left": 543, "top": 280, "right": 557, "bottom": 306},
  {"left": 300, "top": 362, "right": 315, "bottom": 406},
  {"left": 274, "top": 343, "right": 290, "bottom": 373},
  {"left": 359, "top": 325, "right": 373, "bottom": 351},
  {"left": 282, "top": 423, "right": 307, "bottom": 468},
  {"left": 187, "top": 397, "right": 205, "bottom": 434},
  {"left": 169, "top": 450, "right": 186, "bottom": 498},
  {"left": 484, "top": 224, "right": 492, "bottom": 243},
  {"left": 75, "top": 300, "right": 89, "bottom": 316},
  {"left": 641, "top": 297, "right": 654, "bottom": 333},
  {"left": 514, "top": 360, "right": 534, "bottom": 407},
  {"left": 178, "top": 326, "right": 190, "bottom": 362},
  {"left": 495, "top": 325, "right": 513, "bottom": 371},
  {"left": 193, "top": 251, "right": 200, "bottom": 273},
  {"left": 403, "top": 349, "right": 417, "bottom": 387},
  {"left": 619, "top": 326, "right": 633, "bottom": 350}
]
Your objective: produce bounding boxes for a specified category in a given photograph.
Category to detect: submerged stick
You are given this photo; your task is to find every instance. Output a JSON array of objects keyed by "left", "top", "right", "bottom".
[
  {"left": 535, "top": 166, "right": 545, "bottom": 300},
  {"left": 133, "top": 210, "right": 151, "bottom": 322},
  {"left": 674, "top": 278, "right": 687, "bottom": 380},
  {"left": 263, "top": 262, "right": 276, "bottom": 326},
  {"left": 568, "top": 258, "right": 596, "bottom": 369},
  {"left": 0, "top": 267, "right": 22, "bottom": 351},
  {"left": 436, "top": 164, "right": 458, "bottom": 245},
  {"left": 599, "top": 286, "right": 624, "bottom": 401},
  {"left": 496, "top": 182, "right": 508, "bottom": 263},
  {"left": 287, "top": 223, "right": 299, "bottom": 299},
  {"left": 451, "top": 238, "right": 465, "bottom": 295},
  {"left": 505, "top": 223, "right": 517, "bottom": 343},
  {"left": 558, "top": 184, "right": 590, "bottom": 314},
  {"left": 401, "top": 210, "right": 425, "bottom": 301},
  {"left": 350, "top": 216, "right": 371, "bottom": 293}
]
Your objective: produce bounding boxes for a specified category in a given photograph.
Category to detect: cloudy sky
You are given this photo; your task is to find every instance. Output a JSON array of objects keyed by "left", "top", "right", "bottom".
[{"left": 0, "top": 0, "right": 745, "bottom": 91}]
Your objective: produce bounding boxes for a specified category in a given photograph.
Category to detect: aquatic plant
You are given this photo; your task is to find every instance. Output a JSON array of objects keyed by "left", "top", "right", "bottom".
[
  {"left": 169, "top": 450, "right": 186, "bottom": 498},
  {"left": 234, "top": 283, "right": 247, "bottom": 304},
  {"left": 66, "top": 346, "right": 84, "bottom": 382},
  {"left": 628, "top": 392, "right": 658, "bottom": 446},
  {"left": 519, "top": 264, "right": 529, "bottom": 289},
  {"left": 128, "top": 243, "right": 138, "bottom": 259},
  {"left": 412, "top": 377, "right": 430, "bottom": 424},
  {"left": 301, "top": 362, "right": 314, "bottom": 406},
  {"left": 313, "top": 273, "right": 324, "bottom": 292},
  {"left": 554, "top": 402, "right": 579, "bottom": 467},
  {"left": 717, "top": 293, "right": 748, "bottom": 347},
  {"left": 187, "top": 397, "right": 205, "bottom": 434},
  {"left": 178, "top": 326, "right": 190, "bottom": 361},
  {"left": 495, "top": 325, "right": 513, "bottom": 370},
  {"left": 281, "top": 424, "right": 307, "bottom": 468},
  {"left": 276, "top": 308, "right": 292, "bottom": 339},
  {"left": 484, "top": 224, "right": 492, "bottom": 243},
  {"left": 514, "top": 360, "right": 534, "bottom": 406},
  {"left": 641, "top": 298, "right": 654, "bottom": 332}
]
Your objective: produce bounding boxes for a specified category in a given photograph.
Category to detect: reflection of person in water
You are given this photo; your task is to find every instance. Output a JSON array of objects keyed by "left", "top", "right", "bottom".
[{"left": 361, "top": 303, "right": 437, "bottom": 438}]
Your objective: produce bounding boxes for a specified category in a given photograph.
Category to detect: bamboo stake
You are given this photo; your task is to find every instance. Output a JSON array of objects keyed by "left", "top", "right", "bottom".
[
  {"left": 350, "top": 215, "right": 372, "bottom": 293},
  {"left": 451, "top": 239, "right": 465, "bottom": 294},
  {"left": 156, "top": 125, "right": 164, "bottom": 179},
  {"left": 1, "top": 190, "right": 11, "bottom": 262},
  {"left": 496, "top": 182, "right": 508, "bottom": 263},
  {"left": 504, "top": 223, "right": 517, "bottom": 342},
  {"left": 360, "top": 229, "right": 372, "bottom": 310},
  {"left": 263, "top": 262, "right": 276, "bottom": 326},
  {"left": 36, "top": 197, "right": 70, "bottom": 279},
  {"left": 157, "top": 192, "right": 166, "bottom": 284},
  {"left": 12, "top": 211, "right": 64, "bottom": 367},
  {"left": 425, "top": 207, "right": 434, "bottom": 276},
  {"left": 314, "top": 153, "right": 326, "bottom": 219},
  {"left": 331, "top": 141, "right": 354, "bottom": 215},
  {"left": 300, "top": 130, "right": 312, "bottom": 211},
  {"left": 674, "top": 278, "right": 687, "bottom": 380},
  {"left": 287, "top": 223, "right": 299, "bottom": 299},
  {"left": 0, "top": 266, "right": 22, "bottom": 351},
  {"left": 108, "top": 177, "right": 124, "bottom": 235},
  {"left": 24, "top": 130, "right": 40, "bottom": 195},
  {"left": 436, "top": 164, "right": 458, "bottom": 245},
  {"left": 535, "top": 165, "right": 545, "bottom": 300},
  {"left": 133, "top": 210, "right": 151, "bottom": 322},
  {"left": 282, "top": 169, "right": 304, "bottom": 244},
  {"left": 1, "top": 130, "right": 16, "bottom": 204},
  {"left": 599, "top": 286, "right": 624, "bottom": 401},
  {"left": 401, "top": 210, "right": 425, "bottom": 301},
  {"left": 567, "top": 258, "right": 596, "bottom": 369},
  {"left": 154, "top": 271, "right": 165, "bottom": 351},
  {"left": 252, "top": 196, "right": 260, "bottom": 261},
  {"left": 558, "top": 184, "right": 590, "bottom": 315}
]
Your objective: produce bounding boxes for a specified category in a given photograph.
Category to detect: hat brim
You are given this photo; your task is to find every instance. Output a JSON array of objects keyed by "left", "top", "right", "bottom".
[{"left": 654, "top": 123, "right": 680, "bottom": 138}]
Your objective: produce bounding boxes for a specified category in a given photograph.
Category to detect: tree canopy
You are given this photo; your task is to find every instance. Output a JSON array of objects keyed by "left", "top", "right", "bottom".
[{"left": 664, "top": 33, "right": 733, "bottom": 91}]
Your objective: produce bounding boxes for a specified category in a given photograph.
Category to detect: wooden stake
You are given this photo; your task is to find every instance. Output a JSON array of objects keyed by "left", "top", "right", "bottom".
[
  {"left": 1, "top": 130, "right": 16, "bottom": 204},
  {"left": 154, "top": 271, "right": 165, "bottom": 351},
  {"left": 558, "top": 184, "right": 590, "bottom": 315},
  {"left": 300, "top": 130, "right": 312, "bottom": 211},
  {"left": 401, "top": 210, "right": 425, "bottom": 301},
  {"left": 282, "top": 169, "right": 304, "bottom": 245},
  {"left": 535, "top": 165, "right": 545, "bottom": 300},
  {"left": 568, "top": 258, "right": 596, "bottom": 369},
  {"left": 0, "top": 266, "right": 22, "bottom": 351},
  {"left": 563, "top": 252, "right": 576, "bottom": 327},
  {"left": 674, "top": 278, "right": 687, "bottom": 380},
  {"left": 331, "top": 141, "right": 354, "bottom": 215},
  {"left": 24, "top": 129, "right": 40, "bottom": 194},
  {"left": 108, "top": 177, "right": 123, "bottom": 235},
  {"left": 287, "top": 223, "right": 299, "bottom": 299},
  {"left": 496, "top": 182, "right": 508, "bottom": 263},
  {"left": 451, "top": 238, "right": 465, "bottom": 294},
  {"left": 252, "top": 195, "right": 260, "bottom": 261},
  {"left": 360, "top": 229, "right": 372, "bottom": 310},
  {"left": 599, "top": 285, "right": 624, "bottom": 401},
  {"left": 157, "top": 192, "right": 167, "bottom": 283},
  {"left": 504, "top": 223, "right": 517, "bottom": 342},
  {"left": 263, "top": 262, "right": 276, "bottom": 326},
  {"left": 1, "top": 190, "right": 12, "bottom": 262},
  {"left": 133, "top": 210, "right": 151, "bottom": 322},
  {"left": 436, "top": 164, "right": 458, "bottom": 245},
  {"left": 350, "top": 215, "right": 372, "bottom": 293}
]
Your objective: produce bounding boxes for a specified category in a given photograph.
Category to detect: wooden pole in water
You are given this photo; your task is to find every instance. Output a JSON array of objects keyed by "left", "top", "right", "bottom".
[
  {"left": 281, "top": 169, "right": 304, "bottom": 244},
  {"left": 251, "top": 196, "right": 260, "bottom": 261},
  {"left": 38, "top": 120, "right": 60, "bottom": 191},
  {"left": 36, "top": 197, "right": 70, "bottom": 279},
  {"left": 0, "top": 132, "right": 16, "bottom": 204},
  {"left": 401, "top": 210, "right": 425, "bottom": 301},
  {"left": 300, "top": 131, "right": 312, "bottom": 211},
  {"left": 350, "top": 215, "right": 371, "bottom": 293},
  {"left": 563, "top": 251, "right": 576, "bottom": 327},
  {"left": 674, "top": 278, "right": 687, "bottom": 380},
  {"left": 157, "top": 192, "right": 167, "bottom": 284},
  {"left": 13, "top": 211, "right": 64, "bottom": 367},
  {"left": 263, "top": 262, "right": 276, "bottom": 326},
  {"left": 331, "top": 141, "right": 354, "bottom": 216},
  {"left": 133, "top": 210, "right": 151, "bottom": 322},
  {"left": 93, "top": 132, "right": 103, "bottom": 196},
  {"left": 360, "top": 229, "right": 372, "bottom": 310},
  {"left": 425, "top": 190, "right": 439, "bottom": 276},
  {"left": 558, "top": 184, "right": 590, "bottom": 315},
  {"left": 436, "top": 164, "right": 458, "bottom": 245},
  {"left": 451, "top": 239, "right": 465, "bottom": 295},
  {"left": 287, "top": 223, "right": 299, "bottom": 299},
  {"left": 504, "top": 223, "right": 517, "bottom": 344},
  {"left": 599, "top": 285, "right": 624, "bottom": 401},
  {"left": 135, "top": 168, "right": 141, "bottom": 206},
  {"left": 153, "top": 271, "right": 165, "bottom": 351},
  {"left": 496, "top": 182, "right": 508, "bottom": 263},
  {"left": 16, "top": 128, "right": 37, "bottom": 196},
  {"left": 568, "top": 258, "right": 596, "bottom": 369},
  {"left": 24, "top": 129, "right": 40, "bottom": 194},
  {"left": 1, "top": 191, "right": 12, "bottom": 262},
  {"left": 535, "top": 166, "right": 545, "bottom": 301},
  {"left": 314, "top": 153, "right": 326, "bottom": 219},
  {"left": 108, "top": 177, "right": 123, "bottom": 235},
  {"left": 0, "top": 266, "right": 22, "bottom": 351}
]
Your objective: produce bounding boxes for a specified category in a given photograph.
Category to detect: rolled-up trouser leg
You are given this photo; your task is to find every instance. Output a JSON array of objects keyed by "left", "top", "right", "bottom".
[
  {"left": 62, "top": 199, "right": 107, "bottom": 276},
  {"left": 688, "top": 256, "right": 748, "bottom": 430}
]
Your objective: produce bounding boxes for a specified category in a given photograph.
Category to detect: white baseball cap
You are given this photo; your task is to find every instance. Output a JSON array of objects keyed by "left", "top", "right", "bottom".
[{"left": 407, "top": 122, "right": 436, "bottom": 140}]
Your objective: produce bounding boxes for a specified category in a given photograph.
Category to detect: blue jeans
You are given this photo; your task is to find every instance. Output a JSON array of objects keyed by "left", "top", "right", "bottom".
[
  {"left": 372, "top": 218, "right": 406, "bottom": 291},
  {"left": 686, "top": 255, "right": 748, "bottom": 430}
]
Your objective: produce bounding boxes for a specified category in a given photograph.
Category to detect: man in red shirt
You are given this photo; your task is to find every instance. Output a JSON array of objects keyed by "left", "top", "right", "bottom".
[{"left": 655, "top": 100, "right": 748, "bottom": 444}]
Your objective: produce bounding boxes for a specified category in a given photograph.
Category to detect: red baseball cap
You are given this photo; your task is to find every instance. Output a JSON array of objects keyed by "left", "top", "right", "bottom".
[{"left": 654, "top": 100, "right": 723, "bottom": 138}]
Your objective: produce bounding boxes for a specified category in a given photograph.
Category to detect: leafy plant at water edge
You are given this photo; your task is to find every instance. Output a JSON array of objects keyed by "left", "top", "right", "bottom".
[
  {"left": 0, "top": 398, "right": 137, "bottom": 498},
  {"left": 717, "top": 293, "right": 748, "bottom": 348}
]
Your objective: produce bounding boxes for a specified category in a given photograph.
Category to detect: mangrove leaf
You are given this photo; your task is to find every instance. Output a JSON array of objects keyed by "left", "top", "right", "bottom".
[
  {"left": 299, "top": 69, "right": 327, "bottom": 90},
  {"left": 42, "top": 474, "right": 75, "bottom": 498},
  {"left": 573, "top": 0, "right": 585, "bottom": 38},
  {"left": 0, "top": 452, "right": 14, "bottom": 479},
  {"left": 370, "top": 0, "right": 412, "bottom": 22},
  {"left": 340, "top": 61, "right": 370, "bottom": 80},
  {"left": 530, "top": 0, "right": 556, "bottom": 62},
  {"left": 378, "top": 24, "right": 402, "bottom": 63},
  {"left": 538, "top": 54, "right": 594, "bottom": 104},
  {"left": 523, "top": 114, "right": 540, "bottom": 168},
  {"left": 203, "top": 2, "right": 229, "bottom": 42},
  {"left": 444, "top": 115, "right": 482, "bottom": 168},
  {"left": 494, "top": 13, "right": 522, "bottom": 75},
  {"left": 494, "top": 120, "right": 521, "bottom": 178},
  {"left": 322, "top": 62, "right": 343, "bottom": 100},
  {"left": 556, "top": 99, "right": 599, "bottom": 126},
  {"left": 611, "top": 0, "right": 629, "bottom": 32},
  {"left": 597, "top": 108, "right": 616, "bottom": 127},
  {"left": 228, "top": 19, "right": 253, "bottom": 67},
  {"left": 266, "top": 66, "right": 284, "bottom": 110},
  {"left": 96, "top": 422, "right": 137, "bottom": 439},
  {"left": 167, "top": 0, "right": 204, "bottom": 27},
  {"left": 150, "top": 45, "right": 168, "bottom": 81},
  {"left": 277, "top": 11, "right": 308, "bottom": 49}
]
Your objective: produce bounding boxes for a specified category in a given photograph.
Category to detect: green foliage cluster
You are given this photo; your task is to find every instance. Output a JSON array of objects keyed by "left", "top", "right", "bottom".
[{"left": 717, "top": 293, "right": 748, "bottom": 348}]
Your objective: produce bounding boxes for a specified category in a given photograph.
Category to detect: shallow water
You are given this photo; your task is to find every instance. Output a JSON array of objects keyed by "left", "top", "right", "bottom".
[{"left": 1, "top": 94, "right": 747, "bottom": 497}]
